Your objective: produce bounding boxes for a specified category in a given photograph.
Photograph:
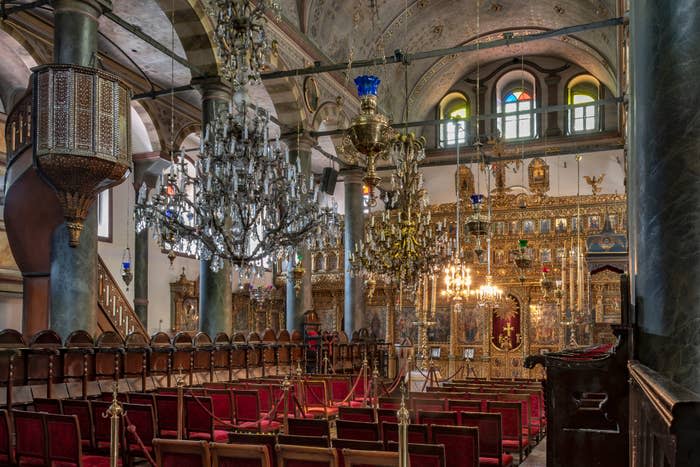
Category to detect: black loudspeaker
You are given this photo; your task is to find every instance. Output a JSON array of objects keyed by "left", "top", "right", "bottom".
[{"left": 320, "top": 167, "right": 338, "bottom": 195}]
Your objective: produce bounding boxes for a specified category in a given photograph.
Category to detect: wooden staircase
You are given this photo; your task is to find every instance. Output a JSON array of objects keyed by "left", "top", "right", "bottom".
[{"left": 97, "top": 256, "right": 148, "bottom": 339}]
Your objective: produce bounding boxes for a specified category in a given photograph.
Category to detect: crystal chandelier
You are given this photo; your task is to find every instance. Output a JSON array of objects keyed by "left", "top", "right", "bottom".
[
  {"left": 136, "top": 92, "right": 340, "bottom": 277},
  {"left": 350, "top": 133, "right": 446, "bottom": 288},
  {"left": 208, "top": 0, "right": 279, "bottom": 87},
  {"left": 441, "top": 124, "right": 472, "bottom": 311}
]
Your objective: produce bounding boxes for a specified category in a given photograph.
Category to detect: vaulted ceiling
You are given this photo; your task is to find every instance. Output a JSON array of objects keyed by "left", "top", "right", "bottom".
[{"left": 279, "top": 0, "right": 620, "bottom": 120}]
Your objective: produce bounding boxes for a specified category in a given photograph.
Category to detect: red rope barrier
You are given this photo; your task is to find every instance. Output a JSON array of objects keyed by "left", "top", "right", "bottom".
[
  {"left": 337, "top": 367, "right": 366, "bottom": 405},
  {"left": 123, "top": 412, "right": 157, "bottom": 467}
]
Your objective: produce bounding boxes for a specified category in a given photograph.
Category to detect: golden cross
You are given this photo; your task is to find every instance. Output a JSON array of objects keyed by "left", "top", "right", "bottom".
[{"left": 503, "top": 322, "right": 514, "bottom": 337}]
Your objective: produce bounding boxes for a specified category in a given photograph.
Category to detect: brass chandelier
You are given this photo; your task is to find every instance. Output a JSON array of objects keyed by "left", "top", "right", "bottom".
[
  {"left": 441, "top": 123, "right": 472, "bottom": 311},
  {"left": 350, "top": 132, "right": 446, "bottom": 289}
]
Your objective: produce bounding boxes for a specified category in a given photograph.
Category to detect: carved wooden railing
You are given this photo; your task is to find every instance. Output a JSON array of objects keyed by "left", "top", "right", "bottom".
[
  {"left": 97, "top": 256, "right": 147, "bottom": 339},
  {"left": 4, "top": 92, "right": 32, "bottom": 167},
  {"left": 629, "top": 362, "right": 700, "bottom": 467}
]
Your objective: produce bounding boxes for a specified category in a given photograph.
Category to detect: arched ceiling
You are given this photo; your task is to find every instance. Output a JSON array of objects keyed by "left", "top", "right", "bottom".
[
  {"left": 0, "top": 29, "right": 37, "bottom": 111},
  {"left": 282, "top": 0, "right": 619, "bottom": 120}
]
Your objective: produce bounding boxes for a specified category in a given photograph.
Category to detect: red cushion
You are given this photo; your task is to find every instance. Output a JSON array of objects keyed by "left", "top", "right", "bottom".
[
  {"left": 480, "top": 453, "right": 514, "bottom": 467},
  {"left": 503, "top": 437, "right": 529, "bottom": 449},
  {"left": 159, "top": 430, "right": 178, "bottom": 438},
  {"left": 19, "top": 458, "right": 46, "bottom": 466}
]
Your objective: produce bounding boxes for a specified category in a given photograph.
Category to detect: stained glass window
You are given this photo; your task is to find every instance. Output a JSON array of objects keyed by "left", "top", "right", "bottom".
[
  {"left": 438, "top": 93, "right": 470, "bottom": 147},
  {"left": 499, "top": 88, "right": 534, "bottom": 140}
]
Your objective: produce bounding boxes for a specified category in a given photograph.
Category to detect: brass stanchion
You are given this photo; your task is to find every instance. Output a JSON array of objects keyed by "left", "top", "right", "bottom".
[
  {"left": 175, "top": 367, "right": 185, "bottom": 440},
  {"left": 361, "top": 356, "right": 369, "bottom": 407},
  {"left": 371, "top": 359, "right": 379, "bottom": 409},
  {"left": 282, "top": 375, "right": 291, "bottom": 433},
  {"left": 106, "top": 383, "right": 123, "bottom": 467},
  {"left": 295, "top": 361, "right": 304, "bottom": 413},
  {"left": 397, "top": 383, "right": 410, "bottom": 467}
]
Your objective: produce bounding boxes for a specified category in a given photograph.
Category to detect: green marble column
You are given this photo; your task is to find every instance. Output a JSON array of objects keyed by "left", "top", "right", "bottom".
[
  {"left": 343, "top": 169, "right": 365, "bottom": 335},
  {"left": 49, "top": 0, "right": 109, "bottom": 338},
  {"left": 285, "top": 133, "right": 314, "bottom": 332},
  {"left": 630, "top": 0, "right": 700, "bottom": 393},
  {"left": 196, "top": 79, "right": 233, "bottom": 338}
]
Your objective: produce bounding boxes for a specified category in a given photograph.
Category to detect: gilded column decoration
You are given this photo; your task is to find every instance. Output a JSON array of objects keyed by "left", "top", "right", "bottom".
[
  {"left": 528, "top": 158, "right": 550, "bottom": 196},
  {"left": 170, "top": 269, "right": 199, "bottom": 332}
]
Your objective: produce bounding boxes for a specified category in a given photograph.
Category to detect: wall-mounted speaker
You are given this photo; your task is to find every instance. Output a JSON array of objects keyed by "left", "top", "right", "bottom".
[{"left": 320, "top": 167, "right": 338, "bottom": 195}]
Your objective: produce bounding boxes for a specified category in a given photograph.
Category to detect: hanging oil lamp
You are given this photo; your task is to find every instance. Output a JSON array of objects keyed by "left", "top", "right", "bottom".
[{"left": 121, "top": 247, "right": 133, "bottom": 290}]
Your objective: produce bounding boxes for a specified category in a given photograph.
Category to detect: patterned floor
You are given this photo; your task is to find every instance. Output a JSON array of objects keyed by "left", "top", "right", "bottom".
[{"left": 520, "top": 438, "right": 547, "bottom": 466}]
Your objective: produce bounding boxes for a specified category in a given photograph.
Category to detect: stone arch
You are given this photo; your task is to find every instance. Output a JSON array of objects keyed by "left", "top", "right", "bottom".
[
  {"left": 155, "top": 0, "right": 219, "bottom": 79},
  {"left": 263, "top": 53, "right": 307, "bottom": 131},
  {"left": 131, "top": 100, "right": 163, "bottom": 152},
  {"left": 0, "top": 28, "right": 37, "bottom": 112}
]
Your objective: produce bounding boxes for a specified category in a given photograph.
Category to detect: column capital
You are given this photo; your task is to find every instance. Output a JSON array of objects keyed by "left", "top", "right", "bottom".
[
  {"left": 342, "top": 168, "right": 365, "bottom": 185},
  {"left": 191, "top": 77, "right": 233, "bottom": 103},
  {"left": 52, "top": 0, "right": 111, "bottom": 20},
  {"left": 133, "top": 151, "right": 170, "bottom": 190},
  {"left": 282, "top": 131, "right": 316, "bottom": 154},
  {"left": 545, "top": 74, "right": 562, "bottom": 86}
]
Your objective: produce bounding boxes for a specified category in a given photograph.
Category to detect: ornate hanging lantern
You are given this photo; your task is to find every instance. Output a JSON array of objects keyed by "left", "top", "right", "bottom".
[
  {"left": 465, "top": 193, "right": 489, "bottom": 236},
  {"left": 341, "top": 75, "right": 396, "bottom": 207},
  {"left": 33, "top": 64, "right": 132, "bottom": 247},
  {"left": 513, "top": 239, "right": 532, "bottom": 282},
  {"left": 121, "top": 247, "right": 133, "bottom": 290}
]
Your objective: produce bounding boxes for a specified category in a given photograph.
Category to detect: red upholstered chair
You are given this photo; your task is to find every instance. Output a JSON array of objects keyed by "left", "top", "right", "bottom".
[
  {"left": 460, "top": 412, "right": 513, "bottom": 467},
  {"left": 416, "top": 410, "right": 458, "bottom": 429},
  {"left": 272, "top": 384, "right": 314, "bottom": 421},
  {"left": 45, "top": 413, "right": 114, "bottom": 467},
  {"left": 328, "top": 378, "right": 360, "bottom": 407},
  {"left": 486, "top": 401, "right": 528, "bottom": 464},
  {"left": 154, "top": 394, "right": 179, "bottom": 438},
  {"left": 153, "top": 439, "right": 211, "bottom": 467},
  {"left": 232, "top": 390, "right": 281, "bottom": 432},
  {"left": 62, "top": 399, "right": 95, "bottom": 450},
  {"left": 276, "top": 444, "right": 338, "bottom": 467},
  {"left": 287, "top": 418, "right": 330, "bottom": 437},
  {"left": 0, "top": 410, "right": 13, "bottom": 466},
  {"left": 412, "top": 398, "right": 446, "bottom": 412},
  {"left": 13, "top": 409, "right": 48, "bottom": 465},
  {"left": 248, "top": 383, "right": 275, "bottom": 417},
  {"left": 127, "top": 393, "right": 154, "bottom": 407},
  {"left": 332, "top": 439, "right": 384, "bottom": 467},
  {"left": 386, "top": 442, "right": 446, "bottom": 467},
  {"left": 33, "top": 397, "right": 62, "bottom": 414},
  {"left": 341, "top": 449, "right": 398, "bottom": 467},
  {"left": 430, "top": 425, "right": 479, "bottom": 467},
  {"left": 380, "top": 422, "right": 428, "bottom": 445},
  {"left": 185, "top": 395, "right": 229, "bottom": 441},
  {"left": 277, "top": 434, "right": 330, "bottom": 447},
  {"left": 122, "top": 403, "right": 157, "bottom": 464},
  {"left": 447, "top": 399, "right": 483, "bottom": 422},
  {"left": 229, "top": 432, "right": 279, "bottom": 467},
  {"left": 336, "top": 420, "right": 380, "bottom": 441},
  {"left": 91, "top": 401, "right": 121, "bottom": 453},
  {"left": 211, "top": 442, "right": 272, "bottom": 467},
  {"left": 206, "top": 388, "right": 235, "bottom": 428},
  {"left": 303, "top": 380, "right": 338, "bottom": 418},
  {"left": 377, "top": 397, "right": 401, "bottom": 410},
  {"left": 376, "top": 409, "right": 397, "bottom": 425},
  {"left": 499, "top": 394, "right": 536, "bottom": 443},
  {"left": 338, "top": 407, "right": 375, "bottom": 423}
]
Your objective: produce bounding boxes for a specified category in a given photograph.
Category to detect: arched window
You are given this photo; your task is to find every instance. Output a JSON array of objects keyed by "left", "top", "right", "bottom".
[
  {"left": 568, "top": 76, "right": 600, "bottom": 133},
  {"left": 438, "top": 92, "right": 470, "bottom": 147},
  {"left": 496, "top": 70, "right": 537, "bottom": 140}
]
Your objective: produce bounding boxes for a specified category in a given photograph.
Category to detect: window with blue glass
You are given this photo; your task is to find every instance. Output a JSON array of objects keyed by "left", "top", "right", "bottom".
[{"left": 438, "top": 92, "right": 470, "bottom": 147}]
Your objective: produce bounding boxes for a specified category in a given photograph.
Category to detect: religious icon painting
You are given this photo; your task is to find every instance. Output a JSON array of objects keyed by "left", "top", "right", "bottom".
[
  {"left": 589, "top": 215, "right": 601, "bottom": 231},
  {"left": 494, "top": 221, "right": 505, "bottom": 236},
  {"left": 571, "top": 217, "right": 579, "bottom": 232},
  {"left": 523, "top": 220, "right": 535, "bottom": 234},
  {"left": 555, "top": 217, "right": 567, "bottom": 233},
  {"left": 607, "top": 214, "right": 617, "bottom": 231},
  {"left": 540, "top": 219, "right": 551, "bottom": 234},
  {"left": 491, "top": 295, "right": 522, "bottom": 351},
  {"left": 494, "top": 249, "right": 505, "bottom": 266},
  {"left": 457, "top": 306, "right": 482, "bottom": 345},
  {"left": 556, "top": 247, "right": 567, "bottom": 260},
  {"left": 540, "top": 248, "right": 552, "bottom": 263},
  {"left": 509, "top": 220, "right": 520, "bottom": 235}
]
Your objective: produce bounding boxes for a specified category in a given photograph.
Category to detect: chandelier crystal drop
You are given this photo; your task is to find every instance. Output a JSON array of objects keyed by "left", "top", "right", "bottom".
[
  {"left": 136, "top": 92, "right": 340, "bottom": 277},
  {"left": 475, "top": 274, "right": 504, "bottom": 305},
  {"left": 208, "top": 0, "right": 280, "bottom": 87}
]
